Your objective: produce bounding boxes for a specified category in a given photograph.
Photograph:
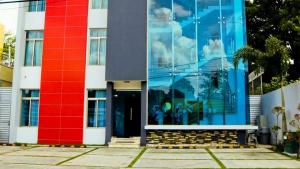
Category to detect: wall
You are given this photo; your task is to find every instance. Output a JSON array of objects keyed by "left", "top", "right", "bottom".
[
  {"left": 106, "top": 0, "right": 147, "bottom": 81},
  {"left": 38, "top": 0, "right": 89, "bottom": 144},
  {"left": 262, "top": 82, "right": 300, "bottom": 144}
]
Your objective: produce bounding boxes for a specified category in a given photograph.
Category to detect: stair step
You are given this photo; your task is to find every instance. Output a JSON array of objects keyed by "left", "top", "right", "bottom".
[{"left": 109, "top": 137, "right": 141, "bottom": 148}]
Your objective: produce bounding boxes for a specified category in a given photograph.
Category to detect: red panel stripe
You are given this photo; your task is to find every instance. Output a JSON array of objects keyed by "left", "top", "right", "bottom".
[{"left": 38, "top": 0, "right": 88, "bottom": 144}]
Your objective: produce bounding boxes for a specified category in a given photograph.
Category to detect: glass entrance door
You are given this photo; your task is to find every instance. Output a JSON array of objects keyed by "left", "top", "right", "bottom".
[{"left": 113, "top": 91, "right": 141, "bottom": 137}]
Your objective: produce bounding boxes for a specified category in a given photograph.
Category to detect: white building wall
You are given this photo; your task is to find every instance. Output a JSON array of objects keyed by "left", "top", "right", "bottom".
[
  {"left": 83, "top": 6, "right": 108, "bottom": 145},
  {"left": 262, "top": 82, "right": 300, "bottom": 144},
  {"left": 11, "top": 2, "right": 108, "bottom": 145},
  {"left": 10, "top": 3, "right": 44, "bottom": 144}
]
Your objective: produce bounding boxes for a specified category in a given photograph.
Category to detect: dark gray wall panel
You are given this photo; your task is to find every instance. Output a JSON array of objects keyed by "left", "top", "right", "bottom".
[
  {"left": 140, "top": 82, "right": 147, "bottom": 145},
  {"left": 105, "top": 82, "right": 113, "bottom": 144},
  {"left": 106, "top": 0, "right": 147, "bottom": 81}
]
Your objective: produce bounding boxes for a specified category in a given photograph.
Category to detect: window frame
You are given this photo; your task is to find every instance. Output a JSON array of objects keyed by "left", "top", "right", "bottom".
[
  {"left": 20, "top": 90, "right": 40, "bottom": 127},
  {"left": 89, "top": 29, "right": 107, "bottom": 65},
  {"left": 87, "top": 90, "right": 106, "bottom": 128},
  {"left": 24, "top": 31, "right": 44, "bottom": 67}
]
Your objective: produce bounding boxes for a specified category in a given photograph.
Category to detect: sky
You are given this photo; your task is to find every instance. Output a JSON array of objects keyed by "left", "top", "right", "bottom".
[{"left": 0, "top": 3, "right": 19, "bottom": 35}]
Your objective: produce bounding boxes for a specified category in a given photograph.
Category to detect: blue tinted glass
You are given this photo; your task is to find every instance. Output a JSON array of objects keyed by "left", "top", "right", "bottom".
[
  {"left": 20, "top": 100, "right": 30, "bottom": 126},
  {"left": 24, "top": 41, "right": 34, "bottom": 66},
  {"left": 96, "top": 90, "right": 106, "bottom": 98},
  {"left": 88, "top": 100, "right": 97, "bottom": 127},
  {"left": 147, "top": 0, "right": 248, "bottom": 125},
  {"left": 30, "top": 100, "right": 39, "bottom": 126},
  {"left": 90, "top": 39, "right": 99, "bottom": 65},
  {"left": 97, "top": 101, "right": 106, "bottom": 127},
  {"left": 28, "top": 1, "right": 36, "bottom": 12}
]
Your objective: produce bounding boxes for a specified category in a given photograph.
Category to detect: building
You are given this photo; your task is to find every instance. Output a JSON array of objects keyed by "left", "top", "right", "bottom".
[
  {"left": 10, "top": 0, "right": 256, "bottom": 145},
  {"left": 0, "top": 23, "right": 4, "bottom": 58},
  {"left": 0, "top": 23, "right": 13, "bottom": 87}
]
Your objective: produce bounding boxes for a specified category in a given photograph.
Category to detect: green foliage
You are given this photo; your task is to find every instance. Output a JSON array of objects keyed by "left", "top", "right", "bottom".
[
  {"left": 2, "top": 33, "right": 16, "bottom": 66},
  {"left": 272, "top": 125, "right": 281, "bottom": 132},
  {"left": 246, "top": 0, "right": 300, "bottom": 81},
  {"left": 263, "top": 76, "right": 300, "bottom": 93}
]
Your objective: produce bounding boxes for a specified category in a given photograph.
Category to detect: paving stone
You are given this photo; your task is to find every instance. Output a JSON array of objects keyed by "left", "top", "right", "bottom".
[
  {"left": 0, "top": 164, "right": 49, "bottom": 169},
  {"left": 5, "top": 150, "right": 81, "bottom": 157},
  {"left": 146, "top": 148, "right": 207, "bottom": 153},
  {"left": 215, "top": 152, "right": 291, "bottom": 160},
  {"left": 0, "top": 146, "right": 28, "bottom": 155},
  {"left": 89, "top": 148, "right": 141, "bottom": 156},
  {"left": 63, "top": 154, "right": 135, "bottom": 168},
  {"left": 30, "top": 147, "right": 93, "bottom": 153},
  {"left": 0, "top": 155, "right": 68, "bottom": 165},
  {"left": 222, "top": 160, "right": 300, "bottom": 168},
  {"left": 134, "top": 159, "right": 220, "bottom": 168},
  {"left": 210, "top": 148, "right": 273, "bottom": 153},
  {"left": 141, "top": 153, "right": 212, "bottom": 160}
]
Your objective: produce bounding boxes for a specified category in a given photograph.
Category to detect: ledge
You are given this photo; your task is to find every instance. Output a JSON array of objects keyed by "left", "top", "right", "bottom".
[{"left": 145, "top": 125, "right": 258, "bottom": 130}]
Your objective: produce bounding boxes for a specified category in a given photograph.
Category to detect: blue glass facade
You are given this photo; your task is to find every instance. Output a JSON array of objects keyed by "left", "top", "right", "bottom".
[{"left": 147, "top": 0, "right": 248, "bottom": 125}]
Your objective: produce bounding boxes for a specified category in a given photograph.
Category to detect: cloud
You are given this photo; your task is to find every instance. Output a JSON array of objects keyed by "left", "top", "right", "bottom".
[
  {"left": 174, "top": 3, "right": 192, "bottom": 18},
  {"left": 150, "top": 6, "right": 196, "bottom": 68}
]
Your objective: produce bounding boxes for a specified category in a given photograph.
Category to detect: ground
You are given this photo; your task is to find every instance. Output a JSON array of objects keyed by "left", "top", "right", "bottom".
[{"left": 0, "top": 146, "right": 300, "bottom": 169}]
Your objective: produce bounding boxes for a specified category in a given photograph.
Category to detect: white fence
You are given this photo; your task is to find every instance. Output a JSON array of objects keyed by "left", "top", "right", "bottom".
[{"left": 0, "top": 87, "right": 12, "bottom": 143}]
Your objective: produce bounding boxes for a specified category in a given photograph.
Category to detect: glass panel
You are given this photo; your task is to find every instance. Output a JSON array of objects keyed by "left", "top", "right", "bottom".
[
  {"left": 28, "top": 1, "right": 37, "bottom": 12},
  {"left": 37, "top": 0, "right": 45, "bottom": 11},
  {"left": 100, "top": 39, "right": 106, "bottom": 65},
  {"left": 147, "top": 0, "right": 248, "bottom": 125},
  {"left": 101, "top": 0, "right": 108, "bottom": 9},
  {"left": 31, "top": 90, "right": 40, "bottom": 97},
  {"left": 24, "top": 41, "right": 34, "bottom": 66},
  {"left": 95, "top": 90, "right": 106, "bottom": 98},
  {"left": 34, "top": 41, "right": 43, "bottom": 66},
  {"left": 97, "top": 101, "right": 106, "bottom": 127},
  {"left": 92, "top": 0, "right": 100, "bottom": 9},
  {"left": 20, "top": 100, "right": 30, "bottom": 126},
  {"left": 89, "top": 39, "right": 99, "bottom": 65},
  {"left": 87, "top": 100, "right": 97, "bottom": 127},
  {"left": 30, "top": 100, "right": 39, "bottom": 126}
]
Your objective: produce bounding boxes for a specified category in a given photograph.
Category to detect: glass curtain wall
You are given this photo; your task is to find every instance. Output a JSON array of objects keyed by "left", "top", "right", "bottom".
[{"left": 148, "top": 0, "right": 248, "bottom": 125}]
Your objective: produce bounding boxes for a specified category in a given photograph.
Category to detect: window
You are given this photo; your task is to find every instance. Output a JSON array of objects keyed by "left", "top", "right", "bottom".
[
  {"left": 20, "top": 90, "right": 40, "bottom": 127},
  {"left": 87, "top": 90, "right": 106, "bottom": 127},
  {"left": 24, "top": 31, "right": 44, "bottom": 66},
  {"left": 91, "top": 0, "right": 108, "bottom": 9},
  {"left": 28, "top": 0, "right": 45, "bottom": 12},
  {"left": 89, "top": 29, "right": 107, "bottom": 65}
]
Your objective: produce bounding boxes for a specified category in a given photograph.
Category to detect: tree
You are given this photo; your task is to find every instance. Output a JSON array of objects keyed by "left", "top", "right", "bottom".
[
  {"left": 234, "top": 36, "right": 292, "bottom": 135},
  {"left": 246, "top": 0, "right": 300, "bottom": 81},
  {"left": 1, "top": 33, "right": 16, "bottom": 67}
]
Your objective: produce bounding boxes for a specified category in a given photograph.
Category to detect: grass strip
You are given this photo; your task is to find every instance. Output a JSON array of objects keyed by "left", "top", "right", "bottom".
[
  {"left": 206, "top": 148, "right": 226, "bottom": 169},
  {"left": 127, "top": 147, "right": 147, "bottom": 168},
  {"left": 56, "top": 147, "right": 99, "bottom": 166}
]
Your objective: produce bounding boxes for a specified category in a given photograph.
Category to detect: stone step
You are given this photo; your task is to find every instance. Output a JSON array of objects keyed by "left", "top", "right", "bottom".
[
  {"left": 109, "top": 137, "right": 141, "bottom": 148},
  {"left": 108, "top": 142, "right": 140, "bottom": 148}
]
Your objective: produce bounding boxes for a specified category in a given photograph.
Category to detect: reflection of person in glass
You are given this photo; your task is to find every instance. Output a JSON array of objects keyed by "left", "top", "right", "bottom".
[
  {"left": 153, "top": 105, "right": 164, "bottom": 125},
  {"left": 289, "top": 114, "right": 300, "bottom": 130}
]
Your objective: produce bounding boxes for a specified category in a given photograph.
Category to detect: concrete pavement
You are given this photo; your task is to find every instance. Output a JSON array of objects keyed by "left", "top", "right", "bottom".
[{"left": 0, "top": 145, "right": 299, "bottom": 168}]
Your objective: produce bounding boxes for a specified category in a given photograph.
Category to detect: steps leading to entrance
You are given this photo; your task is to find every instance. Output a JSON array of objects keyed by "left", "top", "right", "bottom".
[{"left": 108, "top": 137, "right": 141, "bottom": 148}]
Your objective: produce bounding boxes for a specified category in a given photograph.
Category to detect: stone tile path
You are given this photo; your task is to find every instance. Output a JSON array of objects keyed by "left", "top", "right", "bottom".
[{"left": 0, "top": 145, "right": 299, "bottom": 169}]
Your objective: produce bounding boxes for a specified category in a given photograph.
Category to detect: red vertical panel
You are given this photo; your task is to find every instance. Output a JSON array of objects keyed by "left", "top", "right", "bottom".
[{"left": 38, "top": 0, "right": 88, "bottom": 144}]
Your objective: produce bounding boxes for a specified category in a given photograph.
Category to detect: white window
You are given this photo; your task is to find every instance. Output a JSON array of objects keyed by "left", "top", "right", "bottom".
[
  {"left": 91, "top": 0, "right": 108, "bottom": 9},
  {"left": 89, "top": 29, "right": 107, "bottom": 65},
  {"left": 20, "top": 90, "right": 40, "bottom": 127},
  {"left": 24, "top": 31, "right": 44, "bottom": 66},
  {"left": 87, "top": 90, "right": 106, "bottom": 127}
]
